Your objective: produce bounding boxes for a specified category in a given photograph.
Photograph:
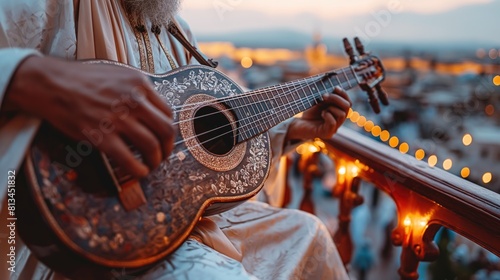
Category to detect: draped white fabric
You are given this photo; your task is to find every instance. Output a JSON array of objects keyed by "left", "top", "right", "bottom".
[{"left": 0, "top": 1, "right": 348, "bottom": 279}]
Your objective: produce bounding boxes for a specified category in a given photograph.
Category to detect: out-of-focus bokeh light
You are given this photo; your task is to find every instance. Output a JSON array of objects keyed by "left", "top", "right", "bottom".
[
  {"left": 482, "top": 172, "right": 492, "bottom": 184},
  {"left": 493, "top": 75, "right": 500, "bottom": 86},
  {"left": 380, "top": 130, "right": 390, "bottom": 142},
  {"left": 428, "top": 155, "right": 438, "bottom": 167},
  {"left": 241, "top": 56, "right": 253, "bottom": 68},
  {"left": 389, "top": 136, "right": 399, "bottom": 148},
  {"left": 485, "top": 104, "right": 495, "bottom": 116},
  {"left": 415, "top": 149, "right": 425, "bottom": 160},
  {"left": 461, "top": 167, "right": 470, "bottom": 178},
  {"left": 462, "top": 134, "right": 473, "bottom": 146},
  {"left": 443, "top": 159, "right": 453, "bottom": 170},
  {"left": 489, "top": 49, "right": 499, "bottom": 59},
  {"left": 399, "top": 142, "right": 409, "bottom": 154},
  {"left": 371, "top": 126, "right": 381, "bottom": 137}
]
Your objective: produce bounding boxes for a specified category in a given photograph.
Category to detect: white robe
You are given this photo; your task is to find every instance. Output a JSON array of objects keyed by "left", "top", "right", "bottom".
[{"left": 0, "top": 1, "right": 348, "bottom": 279}]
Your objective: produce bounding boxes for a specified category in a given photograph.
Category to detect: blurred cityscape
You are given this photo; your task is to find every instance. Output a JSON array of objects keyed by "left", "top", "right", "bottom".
[{"left": 196, "top": 32, "right": 500, "bottom": 279}]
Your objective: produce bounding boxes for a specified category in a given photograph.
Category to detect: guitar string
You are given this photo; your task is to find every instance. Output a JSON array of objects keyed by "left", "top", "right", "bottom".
[
  {"left": 168, "top": 67, "right": 361, "bottom": 127},
  {"left": 110, "top": 76, "right": 354, "bottom": 176},
  {"left": 170, "top": 73, "right": 340, "bottom": 127},
  {"left": 109, "top": 87, "right": 330, "bottom": 176},
  {"left": 171, "top": 75, "right": 347, "bottom": 147},
  {"left": 165, "top": 67, "right": 360, "bottom": 116}
]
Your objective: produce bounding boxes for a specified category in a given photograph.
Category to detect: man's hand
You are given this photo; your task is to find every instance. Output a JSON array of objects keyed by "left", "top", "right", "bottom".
[
  {"left": 4, "top": 56, "right": 175, "bottom": 178},
  {"left": 286, "top": 86, "right": 351, "bottom": 142}
]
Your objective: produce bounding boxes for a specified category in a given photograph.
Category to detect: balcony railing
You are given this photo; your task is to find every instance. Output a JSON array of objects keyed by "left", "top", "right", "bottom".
[{"left": 299, "top": 127, "right": 500, "bottom": 279}]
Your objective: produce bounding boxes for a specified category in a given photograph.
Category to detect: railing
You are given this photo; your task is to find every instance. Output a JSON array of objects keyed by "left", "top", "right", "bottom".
[{"left": 300, "top": 127, "right": 500, "bottom": 279}]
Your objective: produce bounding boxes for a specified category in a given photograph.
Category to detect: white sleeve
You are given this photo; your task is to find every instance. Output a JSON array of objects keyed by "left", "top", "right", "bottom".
[{"left": 0, "top": 48, "right": 41, "bottom": 108}]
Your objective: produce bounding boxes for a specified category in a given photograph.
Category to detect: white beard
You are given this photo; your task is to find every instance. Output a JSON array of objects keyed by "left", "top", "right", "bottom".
[{"left": 123, "top": 0, "right": 181, "bottom": 26}]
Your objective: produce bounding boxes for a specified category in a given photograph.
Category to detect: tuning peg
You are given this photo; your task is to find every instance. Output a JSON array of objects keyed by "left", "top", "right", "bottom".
[
  {"left": 375, "top": 84, "right": 389, "bottom": 106},
  {"left": 365, "top": 87, "right": 381, "bottom": 114},
  {"left": 354, "top": 37, "right": 366, "bottom": 56},
  {"left": 343, "top": 38, "right": 357, "bottom": 65}
]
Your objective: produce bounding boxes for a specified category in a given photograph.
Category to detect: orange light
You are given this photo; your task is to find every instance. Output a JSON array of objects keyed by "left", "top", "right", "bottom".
[
  {"left": 347, "top": 108, "right": 353, "bottom": 119},
  {"left": 350, "top": 111, "right": 360, "bottom": 122},
  {"left": 241, "top": 57, "right": 253, "bottom": 68},
  {"left": 389, "top": 136, "right": 399, "bottom": 148},
  {"left": 493, "top": 75, "right": 500, "bottom": 86},
  {"left": 428, "top": 155, "right": 438, "bottom": 167},
  {"left": 443, "top": 159, "right": 453, "bottom": 170},
  {"left": 403, "top": 217, "right": 411, "bottom": 227},
  {"left": 399, "top": 142, "right": 409, "bottom": 154},
  {"left": 462, "top": 134, "right": 473, "bottom": 146},
  {"left": 351, "top": 166, "right": 359, "bottom": 176},
  {"left": 338, "top": 166, "right": 346, "bottom": 175},
  {"left": 415, "top": 149, "right": 425, "bottom": 160},
  {"left": 483, "top": 172, "right": 492, "bottom": 184},
  {"left": 461, "top": 167, "right": 470, "bottom": 178},
  {"left": 371, "top": 126, "right": 381, "bottom": 137},
  {"left": 380, "top": 130, "right": 390, "bottom": 142},
  {"left": 364, "top": 121, "right": 374, "bottom": 132},
  {"left": 357, "top": 116, "right": 367, "bottom": 127}
]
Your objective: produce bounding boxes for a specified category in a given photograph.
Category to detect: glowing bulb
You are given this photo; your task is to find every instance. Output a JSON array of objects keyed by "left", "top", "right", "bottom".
[
  {"left": 443, "top": 159, "right": 453, "bottom": 170},
  {"left": 389, "top": 136, "right": 399, "bottom": 148},
  {"left": 308, "top": 144, "right": 320, "bottom": 153},
  {"left": 462, "top": 134, "right": 473, "bottom": 146},
  {"left": 350, "top": 111, "right": 360, "bottom": 122},
  {"left": 380, "top": 130, "right": 390, "bottom": 142},
  {"left": 403, "top": 217, "right": 411, "bottom": 227},
  {"left": 494, "top": 76, "right": 500, "bottom": 86},
  {"left": 371, "top": 126, "right": 381, "bottom": 137},
  {"left": 364, "top": 121, "right": 374, "bottom": 132},
  {"left": 399, "top": 142, "right": 409, "bottom": 154},
  {"left": 428, "top": 155, "right": 438, "bottom": 167},
  {"left": 415, "top": 149, "right": 425, "bottom": 160},
  {"left": 338, "top": 167, "right": 346, "bottom": 175},
  {"left": 461, "top": 167, "right": 470, "bottom": 178},
  {"left": 483, "top": 172, "right": 492, "bottom": 184},
  {"left": 241, "top": 57, "right": 253, "bottom": 68},
  {"left": 351, "top": 166, "right": 359, "bottom": 176},
  {"left": 357, "top": 116, "right": 367, "bottom": 127},
  {"left": 347, "top": 108, "right": 353, "bottom": 119}
]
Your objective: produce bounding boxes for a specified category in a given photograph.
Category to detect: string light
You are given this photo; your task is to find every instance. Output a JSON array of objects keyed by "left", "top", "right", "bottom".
[
  {"left": 389, "top": 136, "right": 399, "bottom": 148},
  {"left": 462, "top": 134, "right": 473, "bottom": 146},
  {"left": 483, "top": 172, "right": 492, "bottom": 184},
  {"left": 443, "top": 159, "right": 453, "bottom": 170},
  {"left": 399, "top": 142, "right": 409, "bottom": 154},
  {"left": 428, "top": 155, "right": 438, "bottom": 167},
  {"left": 380, "top": 130, "right": 390, "bottom": 142},
  {"left": 415, "top": 149, "right": 425, "bottom": 160},
  {"left": 346, "top": 110, "right": 489, "bottom": 182},
  {"left": 493, "top": 75, "right": 500, "bottom": 86},
  {"left": 371, "top": 125, "right": 381, "bottom": 137},
  {"left": 461, "top": 167, "right": 470, "bottom": 178}
]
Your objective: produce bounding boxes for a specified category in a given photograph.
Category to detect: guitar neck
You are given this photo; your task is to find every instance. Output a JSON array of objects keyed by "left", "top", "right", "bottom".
[{"left": 227, "top": 66, "right": 360, "bottom": 142}]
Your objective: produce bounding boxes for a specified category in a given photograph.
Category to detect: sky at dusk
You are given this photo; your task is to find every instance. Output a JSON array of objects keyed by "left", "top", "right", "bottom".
[{"left": 180, "top": 0, "right": 500, "bottom": 46}]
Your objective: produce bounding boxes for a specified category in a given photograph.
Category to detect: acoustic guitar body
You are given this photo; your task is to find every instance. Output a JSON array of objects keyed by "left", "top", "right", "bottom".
[{"left": 17, "top": 64, "right": 271, "bottom": 278}]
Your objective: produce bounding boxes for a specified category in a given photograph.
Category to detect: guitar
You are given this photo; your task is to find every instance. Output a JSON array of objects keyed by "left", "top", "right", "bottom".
[{"left": 17, "top": 38, "right": 386, "bottom": 278}]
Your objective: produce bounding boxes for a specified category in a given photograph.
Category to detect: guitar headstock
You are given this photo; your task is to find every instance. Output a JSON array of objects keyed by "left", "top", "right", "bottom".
[{"left": 344, "top": 37, "right": 389, "bottom": 114}]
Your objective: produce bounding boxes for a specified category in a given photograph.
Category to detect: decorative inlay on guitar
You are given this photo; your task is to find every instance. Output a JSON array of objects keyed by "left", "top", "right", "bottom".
[{"left": 17, "top": 38, "right": 387, "bottom": 277}]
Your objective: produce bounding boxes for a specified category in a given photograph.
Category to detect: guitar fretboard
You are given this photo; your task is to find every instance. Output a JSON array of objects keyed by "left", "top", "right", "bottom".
[{"left": 226, "top": 66, "right": 360, "bottom": 142}]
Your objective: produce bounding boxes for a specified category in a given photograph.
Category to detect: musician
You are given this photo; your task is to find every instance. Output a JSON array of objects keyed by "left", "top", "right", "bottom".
[{"left": 0, "top": 0, "right": 351, "bottom": 279}]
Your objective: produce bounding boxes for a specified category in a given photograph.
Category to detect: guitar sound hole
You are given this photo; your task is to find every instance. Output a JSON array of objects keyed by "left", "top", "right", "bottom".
[{"left": 193, "top": 106, "right": 235, "bottom": 155}]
